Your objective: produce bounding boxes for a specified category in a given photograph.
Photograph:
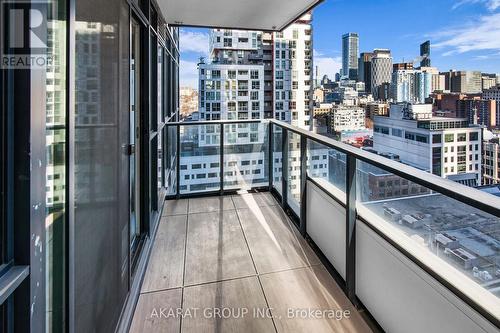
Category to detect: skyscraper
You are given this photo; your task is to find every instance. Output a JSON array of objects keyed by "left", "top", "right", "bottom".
[
  {"left": 358, "top": 52, "right": 374, "bottom": 91},
  {"left": 193, "top": 14, "right": 323, "bottom": 195},
  {"left": 342, "top": 32, "right": 359, "bottom": 80},
  {"left": 371, "top": 49, "right": 392, "bottom": 100},
  {"left": 420, "top": 40, "right": 431, "bottom": 67}
]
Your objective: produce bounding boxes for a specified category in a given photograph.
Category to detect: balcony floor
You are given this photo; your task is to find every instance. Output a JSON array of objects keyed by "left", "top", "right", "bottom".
[{"left": 130, "top": 192, "right": 374, "bottom": 333}]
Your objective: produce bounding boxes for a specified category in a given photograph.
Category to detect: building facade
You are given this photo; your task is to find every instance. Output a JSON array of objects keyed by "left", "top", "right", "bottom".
[
  {"left": 373, "top": 103, "right": 482, "bottom": 187},
  {"left": 358, "top": 52, "right": 373, "bottom": 91},
  {"left": 391, "top": 69, "right": 432, "bottom": 104},
  {"left": 420, "top": 40, "right": 431, "bottom": 67},
  {"left": 194, "top": 15, "right": 319, "bottom": 198},
  {"left": 483, "top": 140, "right": 500, "bottom": 185},
  {"left": 342, "top": 32, "right": 359, "bottom": 80},
  {"left": 329, "top": 105, "right": 366, "bottom": 133},
  {"left": 450, "top": 71, "right": 482, "bottom": 94},
  {"left": 371, "top": 49, "right": 392, "bottom": 100},
  {"left": 483, "top": 86, "right": 500, "bottom": 128}
]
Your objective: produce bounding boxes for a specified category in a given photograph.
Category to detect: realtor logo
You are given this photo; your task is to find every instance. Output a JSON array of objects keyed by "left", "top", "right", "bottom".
[{"left": 1, "top": 0, "right": 52, "bottom": 68}]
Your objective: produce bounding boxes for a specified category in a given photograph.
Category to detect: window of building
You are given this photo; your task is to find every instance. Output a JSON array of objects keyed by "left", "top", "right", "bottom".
[{"left": 445, "top": 134, "right": 454, "bottom": 142}]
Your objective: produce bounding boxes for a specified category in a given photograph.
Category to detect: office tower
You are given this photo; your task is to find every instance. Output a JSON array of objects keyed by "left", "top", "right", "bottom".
[
  {"left": 420, "top": 40, "right": 431, "bottom": 67},
  {"left": 371, "top": 49, "right": 392, "bottom": 100},
  {"left": 483, "top": 139, "right": 500, "bottom": 185},
  {"left": 358, "top": 52, "right": 374, "bottom": 91},
  {"left": 342, "top": 32, "right": 359, "bottom": 80},
  {"left": 482, "top": 86, "right": 500, "bottom": 127},
  {"left": 450, "top": 71, "right": 482, "bottom": 93},
  {"left": 373, "top": 103, "right": 482, "bottom": 187}
]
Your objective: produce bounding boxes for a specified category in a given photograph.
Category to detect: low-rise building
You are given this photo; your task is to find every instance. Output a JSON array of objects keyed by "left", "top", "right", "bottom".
[
  {"left": 328, "top": 105, "right": 366, "bottom": 134},
  {"left": 373, "top": 103, "right": 483, "bottom": 187}
]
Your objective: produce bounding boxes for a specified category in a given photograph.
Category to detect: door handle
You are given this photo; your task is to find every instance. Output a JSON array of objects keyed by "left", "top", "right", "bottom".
[{"left": 122, "top": 144, "right": 135, "bottom": 156}]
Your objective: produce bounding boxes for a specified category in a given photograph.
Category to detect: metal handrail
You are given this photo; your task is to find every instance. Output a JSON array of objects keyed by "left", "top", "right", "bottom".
[
  {"left": 166, "top": 118, "right": 500, "bottom": 217},
  {"left": 167, "top": 118, "right": 500, "bottom": 328}
]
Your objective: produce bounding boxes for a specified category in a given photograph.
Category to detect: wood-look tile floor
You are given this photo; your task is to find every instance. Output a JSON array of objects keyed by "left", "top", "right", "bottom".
[{"left": 130, "top": 192, "right": 374, "bottom": 333}]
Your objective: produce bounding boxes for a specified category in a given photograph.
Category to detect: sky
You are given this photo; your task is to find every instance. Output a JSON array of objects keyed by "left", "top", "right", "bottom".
[{"left": 179, "top": 0, "right": 500, "bottom": 88}]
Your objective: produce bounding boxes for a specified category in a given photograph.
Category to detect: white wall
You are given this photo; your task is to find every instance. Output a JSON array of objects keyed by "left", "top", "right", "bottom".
[
  {"left": 305, "top": 182, "right": 499, "bottom": 333},
  {"left": 356, "top": 221, "right": 499, "bottom": 333},
  {"left": 306, "top": 180, "right": 346, "bottom": 279}
]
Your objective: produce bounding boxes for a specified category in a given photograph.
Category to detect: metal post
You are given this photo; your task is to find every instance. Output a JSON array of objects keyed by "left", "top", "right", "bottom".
[
  {"left": 299, "top": 135, "right": 307, "bottom": 236},
  {"left": 345, "top": 154, "right": 357, "bottom": 305},
  {"left": 220, "top": 123, "right": 224, "bottom": 195},
  {"left": 268, "top": 122, "right": 273, "bottom": 191},
  {"left": 176, "top": 124, "right": 180, "bottom": 199},
  {"left": 281, "top": 128, "right": 288, "bottom": 208}
]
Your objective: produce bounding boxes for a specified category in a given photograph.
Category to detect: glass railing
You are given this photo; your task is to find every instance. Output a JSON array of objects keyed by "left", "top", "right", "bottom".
[{"left": 164, "top": 118, "right": 500, "bottom": 328}]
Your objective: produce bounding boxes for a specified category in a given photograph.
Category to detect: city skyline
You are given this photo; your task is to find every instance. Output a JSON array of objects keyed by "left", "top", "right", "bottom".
[{"left": 180, "top": 0, "right": 500, "bottom": 88}]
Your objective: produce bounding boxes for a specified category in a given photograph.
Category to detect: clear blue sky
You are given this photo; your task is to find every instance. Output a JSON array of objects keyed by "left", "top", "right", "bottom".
[{"left": 180, "top": 0, "right": 500, "bottom": 87}]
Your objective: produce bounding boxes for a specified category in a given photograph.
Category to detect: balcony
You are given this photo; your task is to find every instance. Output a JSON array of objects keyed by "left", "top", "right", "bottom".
[
  {"left": 130, "top": 193, "right": 373, "bottom": 332},
  {"left": 128, "top": 119, "right": 500, "bottom": 333}
]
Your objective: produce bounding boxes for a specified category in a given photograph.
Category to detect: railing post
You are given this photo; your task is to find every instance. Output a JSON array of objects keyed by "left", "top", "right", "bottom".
[
  {"left": 281, "top": 127, "right": 288, "bottom": 208},
  {"left": 176, "top": 124, "right": 180, "bottom": 199},
  {"left": 345, "top": 154, "right": 357, "bottom": 305},
  {"left": 299, "top": 135, "right": 307, "bottom": 236},
  {"left": 268, "top": 122, "right": 273, "bottom": 191},
  {"left": 220, "top": 123, "right": 224, "bottom": 196}
]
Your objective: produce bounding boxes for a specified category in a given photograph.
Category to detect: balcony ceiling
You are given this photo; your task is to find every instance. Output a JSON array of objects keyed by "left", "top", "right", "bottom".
[{"left": 158, "top": 0, "right": 322, "bottom": 31}]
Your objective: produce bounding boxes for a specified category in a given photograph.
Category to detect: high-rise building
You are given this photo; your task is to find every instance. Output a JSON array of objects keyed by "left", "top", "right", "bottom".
[
  {"left": 373, "top": 103, "right": 482, "bottom": 187},
  {"left": 200, "top": 18, "right": 313, "bottom": 128},
  {"left": 358, "top": 52, "right": 374, "bottom": 91},
  {"left": 194, "top": 15, "right": 321, "bottom": 196},
  {"left": 450, "top": 71, "right": 482, "bottom": 94},
  {"left": 420, "top": 40, "right": 431, "bottom": 67},
  {"left": 415, "top": 70, "right": 433, "bottom": 103},
  {"left": 371, "top": 49, "right": 393, "bottom": 100},
  {"left": 342, "top": 33, "right": 359, "bottom": 80}
]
